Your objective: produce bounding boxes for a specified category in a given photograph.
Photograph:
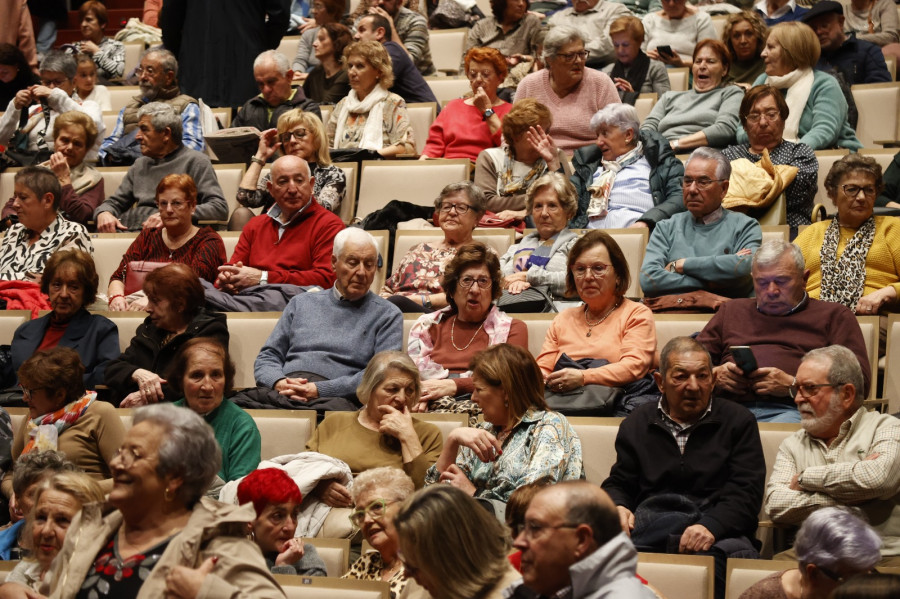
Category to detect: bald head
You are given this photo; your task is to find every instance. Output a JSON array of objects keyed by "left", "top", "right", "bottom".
[{"left": 267, "top": 155, "right": 315, "bottom": 220}]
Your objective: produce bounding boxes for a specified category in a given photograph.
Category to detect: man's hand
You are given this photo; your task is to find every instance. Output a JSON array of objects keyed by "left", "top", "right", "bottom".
[
  {"left": 274, "top": 377, "right": 319, "bottom": 401},
  {"left": 142, "top": 212, "right": 163, "bottom": 229},
  {"left": 96, "top": 212, "right": 128, "bottom": 233},
  {"left": 216, "top": 262, "right": 263, "bottom": 294},
  {"left": 713, "top": 362, "right": 751, "bottom": 394},
  {"left": 749, "top": 367, "right": 793, "bottom": 396},
  {"left": 439, "top": 464, "right": 476, "bottom": 495},
  {"left": 679, "top": 524, "right": 715, "bottom": 553},
  {"left": 314, "top": 479, "right": 352, "bottom": 508},
  {"left": 617, "top": 505, "right": 635, "bottom": 535}
]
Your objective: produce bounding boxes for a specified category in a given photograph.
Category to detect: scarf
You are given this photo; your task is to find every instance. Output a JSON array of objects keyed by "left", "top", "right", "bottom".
[
  {"left": 586, "top": 141, "right": 644, "bottom": 219},
  {"left": 332, "top": 84, "right": 389, "bottom": 151},
  {"left": 819, "top": 217, "right": 876, "bottom": 310},
  {"left": 499, "top": 146, "right": 548, "bottom": 196},
  {"left": 610, "top": 52, "right": 651, "bottom": 101},
  {"left": 22, "top": 391, "right": 96, "bottom": 455},
  {"left": 765, "top": 68, "right": 815, "bottom": 142}
]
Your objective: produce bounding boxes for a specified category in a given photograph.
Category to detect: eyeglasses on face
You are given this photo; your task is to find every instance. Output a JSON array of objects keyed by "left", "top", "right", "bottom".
[
  {"left": 745, "top": 109, "right": 780, "bottom": 124},
  {"left": 438, "top": 202, "right": 471, "bottom": 215},
  {"left": 795, "top": 382, "right": 838, "bottom": 398},
  {"left": 458, "top": 276, "right": 492, "bottom": 289},
  {"left": 555, "top": 51, "right": 588, "bottom": 63},
  {"left": 19, "top": 385, "right": 45, "bottom": 399},
  {"left": 40, "top": 77, "right": 69, "bottom": 87},
  {"left": 279, "top": 129, "right": 309, "bottom": 144},
  {"left": 571, "top": 263, "right": 611, "bottom": 279},
  {"left": 518, "top": 520, "right": 579, "bottom": 541},
  {"left": 112, "top": 446, "right": 148, "bottom": 469},
  {"left": 135, "top": 65, "right": 163, "bottom": 77},
  {"left": 348, "top": 498, "right": 392, "bottom": 527},
  {"left": 841, "top": 184, "right": 877, "bottom": 199},
  {"left": 681, "top": 177, "right": 727, "bottom": 190},
  {"left": 157, "top": 200, "right": 187, "bottom": 210}
]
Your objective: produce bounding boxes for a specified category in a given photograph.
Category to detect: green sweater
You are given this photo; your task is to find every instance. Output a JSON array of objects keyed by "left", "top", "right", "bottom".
[
  {"left": 641, "top": 85, "right": 744, "bottom": 148},
  {"left": 174, "top": 399, "right": 261, "bottom": 482}
]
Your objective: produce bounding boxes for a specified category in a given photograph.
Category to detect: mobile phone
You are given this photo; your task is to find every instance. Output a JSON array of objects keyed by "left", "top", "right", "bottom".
[
  {"left": 730, "top": 346, "right": 758, "bottom": 374},
  {"left": 657, "top": 45, "right": 675, "bottom": 58}
]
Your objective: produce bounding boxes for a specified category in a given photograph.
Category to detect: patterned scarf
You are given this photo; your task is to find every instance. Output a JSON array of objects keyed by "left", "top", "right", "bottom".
[
  {"left": 819, "top": 217, "right": 876, "bottom": 310},
  {"left": 586, "top": 141, "right": 644, "bottom": 219},
  {"left": 499, "top": 146, "right": 548, "bottom": 196},
  {"left": 22, "top": 391, "right": 95, "bottom": 455}
]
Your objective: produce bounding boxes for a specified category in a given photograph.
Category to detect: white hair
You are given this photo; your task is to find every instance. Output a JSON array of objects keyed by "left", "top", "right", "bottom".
[
  {"left": 333, "top": 227, "right": 378, "bottom": 257},
  {"left": 254, "top": 50, "right": 291, "bottom": 76}
]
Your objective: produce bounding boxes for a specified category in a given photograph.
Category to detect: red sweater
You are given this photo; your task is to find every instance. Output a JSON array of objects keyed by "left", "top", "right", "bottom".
[
  {"left": 422, "top": 99, "right": 511, "bottom": 161},
  {"left": 229, "top": 201, "right": 344, "bottom": 287}
]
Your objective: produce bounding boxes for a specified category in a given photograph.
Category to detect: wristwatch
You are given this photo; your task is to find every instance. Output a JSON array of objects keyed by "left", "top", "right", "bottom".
[
  {"left": 259, "top": 271, "right": 269, "bottom": 286},
  {"left": 482, "top": 108, "right": 495, "bottom": 121},
  {"left": 250, "top": 155, "right": 266, "bottom": 166}
]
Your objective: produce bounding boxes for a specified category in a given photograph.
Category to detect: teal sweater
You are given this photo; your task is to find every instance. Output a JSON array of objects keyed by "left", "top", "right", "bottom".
[
  {"left": 639, "top": 209, "right": 762, "bottom": 298},
  {"left": 174, "top": 399, "right": 261, "bottom": 482}
]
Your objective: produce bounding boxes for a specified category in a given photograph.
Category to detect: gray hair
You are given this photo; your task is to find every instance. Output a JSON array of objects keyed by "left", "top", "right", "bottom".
[
  {"left": 137, "top": 102, "right": 183, "bottom": 143},
  {"left": 542, "top": 26, "right": 587, "bottom": 62},
  {"left": 803, "top": 345, "right": 865, "bottom": 407},
  {"left": 795, "top": 507, "right": 882, "bottom": 572},
  {"left": 433, "top": 181, "right": 487, "bottom": 216},
  {"left": 132, "top": 404, "right": 221, "bottom": 508},
  {"left": 525, "top": 172, "right": 578, "bottom": 220},
  {"left": 40, "top": 50, "right": 77, "bottom": 80},
  {"left": 356, "top": 350, "right": 421, "bottom": 409},
  {"left": 142, "top": 48, "right": 178, "bottom": 77},
  {"left": 254, "top": 50, "right": 290, "bottom": 76},
  {"left": 753, "top": 239, "right": 805, "bottom": 272},
  {"left": 659, "top": 336, "right": 712, "bottom": 376},
  {"left": 12, "top": 450, "right": 76, "bottom": 498},
  {"left": 333, "top": 227, "right": 378, "bottom": 258},
  {"left": 590, "top": 103, "right": 640, "bottom": 139},
  {"left": 685, "top": 147, "right": 731, "bottom": 180},
  {"left": 351, "top": 466, "right": 415, "bottom": 505}
]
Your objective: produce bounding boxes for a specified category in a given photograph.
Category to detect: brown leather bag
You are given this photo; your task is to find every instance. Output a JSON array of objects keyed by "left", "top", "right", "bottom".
[{"left": 124, "top": 261, "right": 170, "bottom": 295}]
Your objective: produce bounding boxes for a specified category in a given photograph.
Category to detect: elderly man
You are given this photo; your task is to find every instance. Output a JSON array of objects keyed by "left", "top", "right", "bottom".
[
  {"left": 548, "top": 0, "right": 631, "bottom": 67},
  {"left": 602, "top": 336, "right": 765, "bottom": 599},
  {"left": 98, "top": 48, "right": 203, "bottom": 163},
  {"left": 506, "top": 481, "right": 656, "bottom": 599},
  {"left": 0, "top": 166, "right": 92, "bottom": 282},
  {"left": 755, "top": 0, "right": 808, "bottom": 26},
  {"left": 93, "top": 102, "right": 227, "bottom": 232},
  {"left": 640, "top": 147, "right": 761, "bottom": 302},
  {"left": 232, "top": 50, "right": 320, "bottom": 130},
  {"left": 802, "top": 1, "right": 891, "bottom": 85},
  {"left": 254, "top": 227, "right": 402, "bottom": 411},
  {"left": 365, "top": 0, "right": 434, "bottom": 76},
  {"left": 697, "top": 239, "right": 871, "bottom": 423},
  {"left": 766, "top": 345, "right": 900, "bottom": 563},
  {"left": 354, "top": 14, "right": 439, "bottom": 108}
]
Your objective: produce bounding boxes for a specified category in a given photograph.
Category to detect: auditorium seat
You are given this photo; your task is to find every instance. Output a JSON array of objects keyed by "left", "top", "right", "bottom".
[
  {"left": 429, "top": 28, "right": 468, "bottom": 75},
  {"left": 406, "top": 102, "right": 438, "bottom": 156},
  {"left": 667, "top": 68, "right": 690, "bottom": 92},
  {"left": 812, "top": 149, "right": 850, "bottom": 209},
  {"left": 0, "top": 311, "right": 30, "bottom": 345},
  {"left": 637, "top": 553, "right": 715, "bottom": 599},
  {"left": 356, "top": 159, "right": 471, "bottom": 221},
  {"left": 245, "top": 409, "right": 317, "bottom": 460},
  {"left": 88, "top": 233, "right": 140, "bottom": 290},
  {"left": 635, "top": 93, "right": 658, "bottom": 123},
  {"left": 881, "top": 313, "right": 900, "bottom": 413},
  {"left": 424, "top": 77, "right": 471, "bottom": 105},
  {"left": 225, "top": 312, "right": 282, "bottom": 388},
  {"left": 851, "top": 81, "right": 900, "bottom": 147},
  {"left": 566, "top": 416, "right": 622, "bottom": 485},
  {"left": 107, "top": 86, "right": 141, "bottom": 113},
  {"left": 276, "top": 36, "right": 302, "bottom": 65},
  {"left": 725, "top": 558, "right": 787, "bottom": 599},
  {"left": 305, "top": 537, "right": 351, "bottom": 576},
  {"left": 412, "top": 412, "right": 469, "bottom": 442},
  {"left": 273, "top": 576, "right": 389, "bottom": 599}
]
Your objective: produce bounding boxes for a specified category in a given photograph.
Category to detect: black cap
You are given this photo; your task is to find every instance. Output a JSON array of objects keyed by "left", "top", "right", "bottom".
[{"left": 801, "top": 0, "right": 843, "bottom": 23}]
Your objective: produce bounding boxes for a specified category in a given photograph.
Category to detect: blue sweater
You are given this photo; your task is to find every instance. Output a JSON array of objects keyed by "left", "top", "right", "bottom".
[{"left": 254, "top": 288, "right": 403, "bottom": 398}]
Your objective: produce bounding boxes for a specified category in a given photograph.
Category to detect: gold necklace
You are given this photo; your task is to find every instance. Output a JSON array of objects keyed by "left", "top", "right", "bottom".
[
  {"left": 584, "top": 301, "right": 619, "bottom": 337},
  {"left": 450, "top": 315, "right": 485, "bottom": 351}
]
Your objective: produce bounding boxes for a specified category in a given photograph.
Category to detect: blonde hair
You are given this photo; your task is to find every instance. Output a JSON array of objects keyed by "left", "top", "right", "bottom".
[
  {"left": 768, "top": 22, "right": 820, "bottom": 71},
  {"left": 276, "top": 108, "right": 332, "bottom": 166},
  {"left": 342, "top": 40, "right": 394, "bottom": 89}
]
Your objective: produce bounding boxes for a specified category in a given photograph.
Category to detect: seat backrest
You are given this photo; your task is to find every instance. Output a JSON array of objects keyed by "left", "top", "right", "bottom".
[
  {"left": 859, "top": 148, "right": 897, "bottom": 174},
  {"left": 219, "top": 231, "right": 242, "bottom": 262},
  {"left": 637, "top": 553, "right": 716, "bottom": 599},
  {"left": 245, "top": 409, "right": 317, "bottom": 460},
  {"left": 883, "top": 313, "right": 900, "bottom": 413},
  {"left": 429, "top": 28, "right": 468, "bottom": 74},
  {"left": 97, "top": 310, "right": 148, "bottom": 352},
  {"left": 369, "top": 230, "right": 389, "bottom": 293},
  {"left": 757, "top": 423, "right": 801, "bottom": 492},
  {"left": 653, "top": 314, "right": 713, "bottom": 358},
  {"left": 424, "top": 77, "right": 471, "bottom": 105},
  {"left": 567, "top": 417, "right": 623, "bottom": 485},
  {"left": 760, "top": 225, "right": 788, "bottom": 244},
  {"left": 725, "top": 558, "right": 788, "bottom": 599},
  {"left": 885, "top": 55, "right": 897, "bottom": 81},
  {"left": 122, "top": 42, "right": 144, "bottom": 77},
  {"left": 213, "top": 163, "right": 246, "bottom": 222},
  {"left": 96, "top": 166, "right": 132, "bottom": 200},
  {"left": 812, "top": 149, "right": 850, "bottom": 208},
  {"left": 390, "top": 228, "right": 515, "bottom": 272},
  {"left": 88, "top": 233, "right": 139, "bottom": 290},
  {"left": 273, "top": 576, "right": 390, "bottom": 599},
  {"left": 412, "top": 412, "right": 468, "bottom": 443},
  {"left": 0, "top": 311, "right": 30, "bottom": 345},
  {"left": 333, "top": 161, "right": 359, "bottom": 224},
  {"left": 107, "top": 87, "right": 140, "bottom": 114},
  {"left": 517, "top": 313, "right": 557, "bottom": 358},
  {"left": 605, "top": 228, "right": 648, "bottom": 298},
  {"left": 851, "top": 82, "right": 900, "bottom": 148},
  {"left": 102, "top": 111, "right": 118, "bottom": 135},
  {"left": 224, "top": 313, "right": 282, "bottom": 389},
  {"left": 357, "top": 159, "right": 471, "bottom": 221},
  {"left": 667, "top": 68, "right": 690, "bottom": 92},
  {"left": 211, "top": 107, "right": 232, "bottom": 129},
  {"left": 855, "top": 315, "right": 879, "bottom": 401},
  {"left": 406, "top": 102, "right": 437, "bottom": 156},
  {"left": 320, "top": 105, "right": 333, "bottom": 128},
  {"left": 305, "top": 538, "right": 351, "bottom": 576},
  {"left": 0, "top": 172, "right": 16, "bottom": 213},
  {"left": 276, "top": 37, "right": 301, "bottom": 65},
  {"left": 635, "top": 93, "right": 658, "bottom": 123}
]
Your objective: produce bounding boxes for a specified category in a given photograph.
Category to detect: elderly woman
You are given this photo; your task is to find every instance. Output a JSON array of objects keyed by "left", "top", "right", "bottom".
[
  {"left": 104, "top": 263, "right": 229, "bottom": 407},
  {"left": 0, "top": 167, "right": 92, "bottom": 283},
  {"left": 307, "top": 351, "right": 443, "bottom": 498},
  {"left": 602, "top": 15, "right": 671, "bottom": 103},
  {"left": 499, "top": 173, "right": 577, "bottom": 300},
  {"left": 537, "top": 230, "right": 656, "bottom": 408},
  {"left": 723, "top": 85, "right": 818, "bottom": 229},
  {"left": 474, "top": 99, "right": 563, "bottom": 219},
  {"left": 409, "top": 242, "right": 528, "bottom": 418},
  {"left": 516, "top": 26, "right": 620, "bottom": 155},
  {"left": 572, "top": 103, "right": 684, "bottom": 230},
  {"left": 303, "top": 23, "right": 352, "bottom": 105},
  {"left": 395, "top": 485, "right": 521, "bottom": 599},
  {"left": 72, "top": 1, "right": 125, "bottom": 81},
  {"left": 292, "top": 0, "right": 345, "bottom": 80},
  {"left": 326, "top": 40, "right": 415, "bottom": 157},
  {"left": 0, "top": 472, "right": 104, "bottom": 592},
  {"left": 723, "top": 11, "right": 768, "bottom": 88},
  {"left": 795, "top": 155, "right": 900, "bottom": 316},
  {"left": 381, "top": 181, "right": 486, "bottom": 313},
  {"left": 108, "top": 174, "right": 227, "bottom": 312},
  {"left": 3, "top": 348, "right": 125, "bottom": 500},
  {"left": 421, "top": 48, "right": 510, "bottom": 162},
  {"left": 44, "top": 404, "right": 286, "bottom": 598},
  {"left": 344, "top": 467, "right": 418, "bottom": 598},
  {"left": 742, "top": 21, "right": 861, "bottom": 151},
  {"left": 738, "top": 507, "right": 881, "bottom": 599},
  {"left": 171, "top": 338, "right": 261, "bottom": 484},
  {"left": 641, "top": 0, "right": 718, "bottom": 67},
  {"left": 463, "top": 0, "right": 542, "bottom": 90},
  {"left": 0, "top": 43, "right": 39, "bottom": 108},
  {"left": 425, "top": 344, "right": 583, "bottom": 508},
  {"left": 641, "top": 39, "right": 744, "bottom": 151},
  {"left": 11, "top": 250, "right": 118, "bottom": 389},
  {"left": 236, "top": 468, "right": 327, "bottom": 577}
]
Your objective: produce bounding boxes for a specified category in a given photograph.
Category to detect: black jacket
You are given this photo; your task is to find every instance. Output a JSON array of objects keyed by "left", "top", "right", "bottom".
[{"left": 233, "top": 86, "right": 321, "bottom": 130}]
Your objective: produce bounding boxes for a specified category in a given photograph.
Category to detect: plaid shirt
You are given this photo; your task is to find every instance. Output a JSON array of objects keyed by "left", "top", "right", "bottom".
[{"left": 657, "top": 398, "right": 714, "bottom": 454}]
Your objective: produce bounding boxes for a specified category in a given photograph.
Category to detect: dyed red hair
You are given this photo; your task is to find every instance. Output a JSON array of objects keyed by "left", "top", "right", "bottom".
[{"left": 237, "top": 469, "right": 303, "bottom": 516}]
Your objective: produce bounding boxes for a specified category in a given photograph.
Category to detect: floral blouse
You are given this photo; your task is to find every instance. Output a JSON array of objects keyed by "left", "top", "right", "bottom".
[
  {"left": 343, "top": 551, "right": 409, "bottom": 599},
  {"left": 425, "top": 409, "right": 584, "bottom": 502},
  {"left": 326, "top": 92, "right": 415, "bottom": 154},
  {"left": 235, "top": 163, "right": 346, "bottom": 214},
  {"left": 380, "top": 242, "right": 458, "bottom": 297}
]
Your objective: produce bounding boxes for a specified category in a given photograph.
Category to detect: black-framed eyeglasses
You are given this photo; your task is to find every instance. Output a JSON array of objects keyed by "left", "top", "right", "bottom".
[
  {"left": 519, "top": 520, "right": 579, "bottom": 541},
  {"left": 439, "top": 202, "right": 471, "bottom": 215},
  {"left": 841, "top": 184, "right": 877, "bottom": 199},
  {"left": 795, "top": 382, "right": 837, "bottom": 398},
  {"left": 681, "top": 177, "right": 727, "bottom": 190},
  {"left": 348, "top": 498, "right": 393, "bottom": 528},
  {"left": 555, "top": 51, "right": 588, "bottom": 64},
  {"left": 459, "top": 276, "right": 492, "bottom": 289},
  {"left": 279, "top": 128, "right": 309, "bottom": 144}
]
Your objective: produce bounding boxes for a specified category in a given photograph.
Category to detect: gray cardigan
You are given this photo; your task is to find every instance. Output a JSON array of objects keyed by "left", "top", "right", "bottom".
[
  {"left": 640, "top": 85, "right": 744, "bottom": 148},
  {"left": 499, "top": 229, "right": 578, "bottom": 298}
]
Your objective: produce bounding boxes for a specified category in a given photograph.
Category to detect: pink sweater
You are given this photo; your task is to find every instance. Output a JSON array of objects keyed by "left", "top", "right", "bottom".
[
  {"left": 536, "top": 299, "right": 656, "bottom": 386},
  {"left": 515, "top": 68, "right": 620, "bottom": 154}
]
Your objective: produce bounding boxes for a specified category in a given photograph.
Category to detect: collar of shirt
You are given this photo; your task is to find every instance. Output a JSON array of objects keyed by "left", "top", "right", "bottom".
[
  {"left": 757, "top": 290, "right": 809, "bottom": 315},
  {"left": 755, "top": 0, "right": 796, "bottom": 18},
  {"left": 657, "top": 396, "right": 713, "bottom": 430},
  {"left": 265, "top": 198, "right": 313, "bottom": 239},
  {"left": 696, "top": 206, "right": 725, "bottom": 225},
  {"left": 331, "top": 284, "right": 368, "bottom": 306}
]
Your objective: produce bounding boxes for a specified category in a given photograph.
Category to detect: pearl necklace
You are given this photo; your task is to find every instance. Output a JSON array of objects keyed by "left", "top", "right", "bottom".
[
  {"left": 450, "top": 315, "right": 485, "bottom": 351},
  {"left": 583, "top": 301, "right": 620, "bottom": 337}
]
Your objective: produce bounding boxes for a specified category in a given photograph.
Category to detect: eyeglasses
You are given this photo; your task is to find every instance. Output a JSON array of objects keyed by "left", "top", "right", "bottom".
[
  {"left": 681, "top": 177, "right": 727, "bottom": 190},
  {"left": 841, "top": 184, "right": 877, "bottom": 199},
  {"left": 555, "top": 51, "right": 588, "bottom": 63},
  {"left": 279, "top": 129, "right": 309, "bottom": 144},
  {"left": 157, "top": 200, "right": 187, "bottom": 209},
  {"left": 438, "top": 202, "right": 471, "bottom": 215},
  {"left": 795, "top": 382, "right": 837, "bottom": 398},
  {"left": 519, "top": 520, "right": 579, "bottom": 541},
  {"left": 533, "top": 203, "right": 562, "bottom": 214},
  {"left": 112, "top": 446, "right": 148, "bottom": 469},
  {"left": 349, "top": 498, "right": 393, "bottom": 527},
  {"left": 572, "top": 263, "right": 611, "bottom": 279},
  {"left": 41, "top": 77, "right": 69, "bottom": 87},
  {"left": 745, "top": 109, "right": 781, "bottom": 124},
  {"left": 19, "top": 385, "right": 45, "bottom": 399},
  {"left": 459, "top": 276, "right": 492, "bottom": 289},
  {"left": 135, "top": 65, "right": 162, "bottom": 77}
]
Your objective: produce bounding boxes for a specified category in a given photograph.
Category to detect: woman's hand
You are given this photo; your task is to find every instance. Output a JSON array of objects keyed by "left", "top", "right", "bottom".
[
  {"left": 119, "top": 391, "right": 147, "bottom": 408},
  {"left": 507, "top": 280, "right": 531, "bottom": 294},
  {"left": 131, "top": 368, "right": 166, "bottom": 404},
  {"left": 525, "top": 125, "right": 560, "bottom": 170},
  {"left": 13, "top": 89, "right": 32, "bottom": 110},
  {"left": 545, "top": 368, "right": 584, "bottom": 393},
  {"left": 127, "top": 295, "right": 149, "bottom": 312},
  {"left": 448, "top": 427, "right": 502, "bottom": 463},
  {"left": 48, "top": 152, "right": 71, "bottom": 185},
  {"left": 376, "top": 403, "right": 417, "bottom": 443},
  {"left": 275, "top": 538, "right": 305, "bottom": 566},
  {"left": 496, "top": 209, "right": 527, "bottom": 221},
  {"left": 855, "top": 287, "right": 896, "bottom": 315},
  {"left": 80, "top": 41, "right": 100, "bottom": 55},
  {"left": 613, "top": 77, "right": 634, "bottom": 93},
  {"left": 502, "top": 272, "right": 527, "bottom": 288},
  {"left": 108, "top": 296, "right": 128, "bottom": 311},
  {"left": 165, "top": 556, "right": 218, "bottom": 599},
  {"left": 472, "top": 86, "right": 492, "bottom": 113},
  {"left": 313, "top": 479, "right": 353, "bottom": 508},
  {"left": 419, "top": 378, "right": 457, "bottom": 404},
  {"left": 438, "top": 464, "right": 476, "bottom": 495},
  {"left": 256, "top": 129, "right": 281, "bottom": 162}
]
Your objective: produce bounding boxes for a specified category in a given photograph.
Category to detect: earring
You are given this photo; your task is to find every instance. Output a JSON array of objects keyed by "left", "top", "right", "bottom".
[{"left": 164, "top": 487, "right": 174, "bottom": 502}]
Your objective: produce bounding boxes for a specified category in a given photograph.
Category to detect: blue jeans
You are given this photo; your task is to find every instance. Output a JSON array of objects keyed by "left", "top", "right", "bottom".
[{"left": 745, "top": 402, "right": 801, "bottom": 423}]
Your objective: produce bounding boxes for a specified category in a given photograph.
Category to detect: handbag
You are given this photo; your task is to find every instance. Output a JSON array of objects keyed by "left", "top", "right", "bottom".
[
  {"left": 497, "top": 285, "right": 557, "bottom": 313},
  {"left": 544, "top": 384, "right": 623, "bottom": 416},
  {"left": 124, "top": 261, "right": 169, "bottom": 295}
]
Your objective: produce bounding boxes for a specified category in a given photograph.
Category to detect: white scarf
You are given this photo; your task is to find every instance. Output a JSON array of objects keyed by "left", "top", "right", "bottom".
[
  {"left": 765, "top": 68, "right": 814, "bottom": 142},
  {"left": 332, "top": 84, "right": 389, "bottom": 151}
]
